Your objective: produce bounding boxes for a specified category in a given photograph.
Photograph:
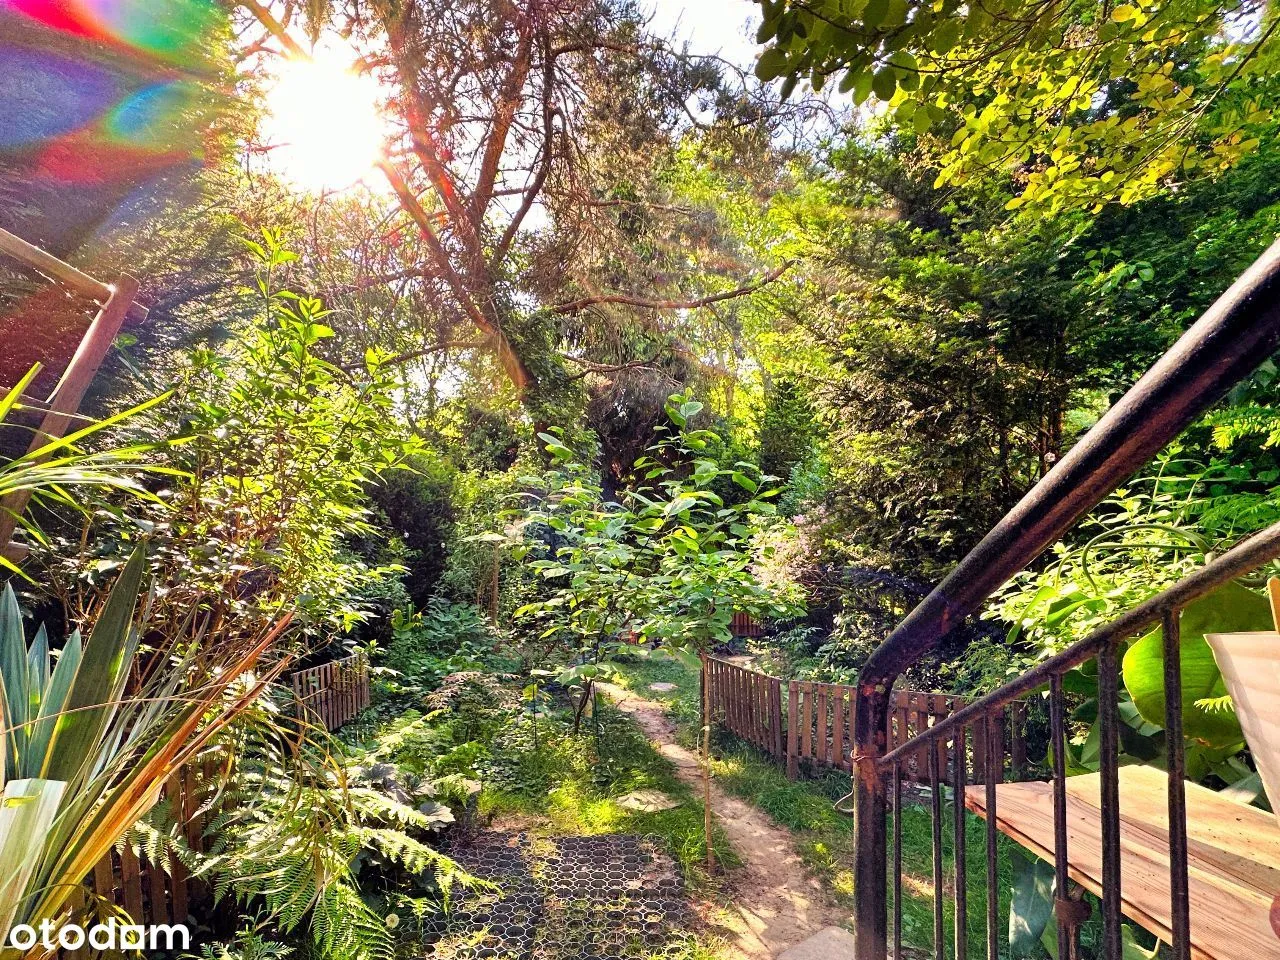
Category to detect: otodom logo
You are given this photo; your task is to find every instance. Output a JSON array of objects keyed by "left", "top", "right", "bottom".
[{"left": 5, "top": 920, "right": 190, "bottom": 952}]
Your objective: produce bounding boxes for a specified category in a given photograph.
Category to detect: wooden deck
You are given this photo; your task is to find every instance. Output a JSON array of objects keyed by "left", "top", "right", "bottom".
[{"left": 965, "top": 765, "right": 1280, "bottom": 959}]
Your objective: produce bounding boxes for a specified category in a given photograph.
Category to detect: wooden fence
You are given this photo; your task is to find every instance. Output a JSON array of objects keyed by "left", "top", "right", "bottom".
[
  {"left": 60, "top": 655, "right": 371, "bottom": 942},
  {"left": 290, "top": 652, "right": 371, "bottom": 730},
  {"left": 703, "top": 656, "right": 1027, "bottom": 782}
]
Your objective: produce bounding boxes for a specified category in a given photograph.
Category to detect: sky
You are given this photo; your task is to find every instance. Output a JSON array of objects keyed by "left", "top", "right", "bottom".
[{"left": 645, "top": 0, "right": 761, "bottom": 69}]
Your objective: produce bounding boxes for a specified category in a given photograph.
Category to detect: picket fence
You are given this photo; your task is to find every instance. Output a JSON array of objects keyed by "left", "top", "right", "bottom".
[
  {"left": 702, "top": 655, "right": 1027, "bottom": 782},
  {"left": 289, "top": 652, "right": 371, "bottom": 730},
  {"left": 59, "top": 654, "right": 371, "bottom": 944}
]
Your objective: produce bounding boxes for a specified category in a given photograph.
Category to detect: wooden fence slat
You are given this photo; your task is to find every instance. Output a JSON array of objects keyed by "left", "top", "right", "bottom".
[
  {"left": 912, "top": 693, "right": 931, "bottom": 782},
  {"left": 168, "top": 772, "right": 189, "bottom": 922},
  {"left": 147, "top": 845, "right": 168, "bottom": 923},
  {"left": 770, "top": 677, "right": 784, "bottom": 758},
  {"left": 119, "top": 842, "right": 143, "bottom": 922},
  {"left": 93, "top": 854, "right": 115, "bottom": 907},
  {"left": 786, "top": 680, "right": 799, "bottom": 779},
  {"left": 833, "top": 685, "right": 846, "bottom": 771},
  {"left": 702, "top": 657, "right": 988, "bottom": 785},
  {"left": 801, "top": 682, "right": 814, "bottom": 761},
  {"left": 816, "top": 684, "right": 828, "bottom": 764}
]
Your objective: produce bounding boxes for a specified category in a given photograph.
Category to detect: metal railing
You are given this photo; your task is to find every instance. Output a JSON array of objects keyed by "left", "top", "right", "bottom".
[{"left": 850, "top": 239, "right": 1280, "bottom": 960}]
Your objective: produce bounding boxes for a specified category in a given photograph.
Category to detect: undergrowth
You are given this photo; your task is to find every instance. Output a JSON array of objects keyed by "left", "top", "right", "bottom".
[{"left": 612, "top": 650, "right": 1017, "bottom": 960}]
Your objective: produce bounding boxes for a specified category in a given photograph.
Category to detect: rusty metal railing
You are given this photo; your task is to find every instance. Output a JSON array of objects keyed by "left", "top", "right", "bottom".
[{"left": 850, "top": 239, "right": 1280, "bottom": 959}]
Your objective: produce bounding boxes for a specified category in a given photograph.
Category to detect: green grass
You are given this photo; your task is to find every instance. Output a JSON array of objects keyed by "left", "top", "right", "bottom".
[
  {"left": 612, "top": 651, "right": 1017, "bottom": 960},
  {"left": 479, "top": 697, "right": 742, "bottom": 891}
]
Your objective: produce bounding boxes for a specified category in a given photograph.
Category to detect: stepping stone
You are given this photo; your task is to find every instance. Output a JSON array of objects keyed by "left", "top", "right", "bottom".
[
  {"left": 777, "top": 927, "right": 857, "bottom": 959},
  {"left": 648, "top": 682, "right": 678, "bottom": 693},
  {"left": 615, "top": 789, "right": 680, "bottom": 812}
]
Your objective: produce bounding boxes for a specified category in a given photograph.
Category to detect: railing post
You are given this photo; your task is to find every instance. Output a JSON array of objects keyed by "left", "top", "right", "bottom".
[{"left": 852, "top": 681, "right": 891, "bottom": 960}]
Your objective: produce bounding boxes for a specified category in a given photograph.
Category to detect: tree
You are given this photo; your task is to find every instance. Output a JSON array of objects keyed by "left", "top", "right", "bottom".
[
  {"left": 237, "top": 0, "right": 798, "bottom": 426},
  {"left": 754, "top": 0, "right": 1280, "bottom": 213},
  {"left": 503, "top": 395, "right": 802, "bottom": 731}
]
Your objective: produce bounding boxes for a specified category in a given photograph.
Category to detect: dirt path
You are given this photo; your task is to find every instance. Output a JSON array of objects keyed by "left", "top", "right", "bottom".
[{"left": 598, "top": 683, "right": 851, "bottom": 959}]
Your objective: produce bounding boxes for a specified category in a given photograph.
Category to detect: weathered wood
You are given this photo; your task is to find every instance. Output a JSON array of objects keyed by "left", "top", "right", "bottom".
[
  {"left": 967, "top": 766, "right": 1280, "bottom": 960},
  {"left": 801, "top": 682, "right": 814, "bottom": 761},
  {"left": 119, "top": 841, "right": 144, "bottom": 922},
  {"left": 787, "top": 680, "right": 799, "bottom": 779},
  {"left": 833, "top": 685, "right": 846, "bottom": 771},
  {"left": 816, "top": 684, "right": 828, "bottom": 764},
  {"left": 770, "top": 676, "right": 784, "bottom": 758},
  {"left": 168, "top": 772, "right": 189, "bottom": 922},
  {"left": 0, "top": 275, "right": 140, "bottom": 554}
]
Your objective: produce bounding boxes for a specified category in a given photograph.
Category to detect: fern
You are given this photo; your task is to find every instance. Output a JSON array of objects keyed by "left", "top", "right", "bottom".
[{"left": 1194, "top": 693, "right": 1235, "bottom": 714}]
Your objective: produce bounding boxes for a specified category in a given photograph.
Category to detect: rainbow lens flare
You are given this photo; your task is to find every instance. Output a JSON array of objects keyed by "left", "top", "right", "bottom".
[
  {"left": 0, "top": 44, "right": 118, "bottom": 148},
  {"left": 1, "top": 0, "right": 222, "bottom": 65}
]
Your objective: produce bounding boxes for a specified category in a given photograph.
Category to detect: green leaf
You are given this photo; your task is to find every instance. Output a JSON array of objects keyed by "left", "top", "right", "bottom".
[
  {"left": 1008, "top": 848, "right": 1055, "bottom": 957},
  {"left": 42, "top": 547, "right": 146, "bottom": 783},
  {"left": 0, "top": 585, "right": 29, "bottom": 773},
  {"left": 755, "top": 48, "right": 789, "bottom": 82},
  {"left": 872, "top": 67, "right": 897, "bottom": 101},
  {"left": 1121, "top": 580, "right": 1267, "bottom": 748}
]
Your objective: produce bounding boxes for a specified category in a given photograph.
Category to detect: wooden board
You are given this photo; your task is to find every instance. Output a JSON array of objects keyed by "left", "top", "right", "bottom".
[{"left": 966, "top": 766, "right": 1280, "bottom": 960}]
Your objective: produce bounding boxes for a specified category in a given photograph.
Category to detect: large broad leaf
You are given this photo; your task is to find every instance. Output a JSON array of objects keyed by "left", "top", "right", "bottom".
[
  {"left": 1008, "top": 847, "right": 1055, "bottom": 958},
  {"left": 1122, "top": 580, "right": 1268, "bottom": 748}
]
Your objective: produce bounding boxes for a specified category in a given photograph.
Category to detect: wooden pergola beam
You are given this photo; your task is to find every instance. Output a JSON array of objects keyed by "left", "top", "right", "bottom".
[
  {"left": 0, "top": 227, "right": 147, "bottom": 323},
  {"left": 0, "top": 227, "right": 146, "bottom": 564}
]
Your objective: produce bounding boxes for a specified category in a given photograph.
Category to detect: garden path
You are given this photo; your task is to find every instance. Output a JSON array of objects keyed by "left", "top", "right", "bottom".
[{"left": 597, "top": 682, "right": 852, "bottom": 959}]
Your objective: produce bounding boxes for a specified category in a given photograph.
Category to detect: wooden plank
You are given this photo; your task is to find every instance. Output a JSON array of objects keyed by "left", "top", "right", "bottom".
[
  {"left": 832, "top": 685, "right": 845, "bottom": 770},
  {"left": 816, "top": 684, "right": 828, "bottom": 764},
  {"left": 786, "top": 680, "right": 799, "bottom": 779},
  {"left": 93, "top": 855, "right": 115, "bottom": 905},
  {"left": 912, "top": 693, "right": 931, "bottom": 783},
  {"left": 755, "top": 672, "right": 766, "bottom": 748},
  {"left": 1010, "top": 701, "right": 1027, "bottom": 778},
  {"left": 119, "top": 843, "right": 144, "bottom": 922},
  {"left": 895, "top": 690, "right": 910, "bottom": 753},
  {"left": 168, "top": 772, "right": 189, "bottom": 922},
  {"left": 966, "top": 768, "right": 1280, "bottom": 960},
  {"left": 801, "top": 682, "right": 814, "bottom": 760},
  {"left": 931, "top": 694, "right": 949, "bottom": 783},
  {"left": 0, "top": 276, "right": 139, "bottom": 550},
  {"left": 972, "top": 719, "right": 987, "bottom": 786},
  {"left": 147, "top": 844, "right": 168, "bottom": 922},
  {"left": 770, "top": 676, "right": 784, "bottom": 759}
]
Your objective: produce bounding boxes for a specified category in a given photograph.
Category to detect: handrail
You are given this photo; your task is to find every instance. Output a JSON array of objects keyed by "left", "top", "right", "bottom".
[
  {"left": 850, "top": 238, "right": 1280, "bottom": 960},
  {"left": 878, "top": 516, "right": 1280, "bottom": 766},
  {"left": 857, "top": 238, "right": 1280, "bottom": 691},
  {"left": 0, "top": 226, "right": 148, "bottom": 322}
]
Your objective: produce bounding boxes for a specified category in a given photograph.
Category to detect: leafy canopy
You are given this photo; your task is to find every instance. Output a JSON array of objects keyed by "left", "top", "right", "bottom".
[{"left": 754, "top": 0, "right": 1279, "bottom": 212}]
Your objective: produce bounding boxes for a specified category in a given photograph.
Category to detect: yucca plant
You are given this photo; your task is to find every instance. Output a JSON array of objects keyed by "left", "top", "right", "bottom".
[{"left": 0, "top": 548, "right": 290, "bottom": 954}]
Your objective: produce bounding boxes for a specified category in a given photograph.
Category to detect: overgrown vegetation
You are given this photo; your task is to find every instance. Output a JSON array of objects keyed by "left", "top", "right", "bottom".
[{"left": 3, "top": 0, "right": 1280, "bottom": 956}]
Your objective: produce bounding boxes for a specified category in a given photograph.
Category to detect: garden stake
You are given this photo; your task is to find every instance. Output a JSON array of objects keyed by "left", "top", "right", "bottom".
[{"left": 702, "top": 655, "right": 716, "bottom": 875}]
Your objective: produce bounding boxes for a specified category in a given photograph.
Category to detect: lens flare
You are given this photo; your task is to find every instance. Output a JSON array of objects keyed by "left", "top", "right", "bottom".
[
  {"left": 0, "top": 45, "right": 118, "bottom": 148},
  {"left": 260, "top": 49, "right": 388, "bottom": 193},
  {"left": 1, "top": 0, "right": 222, "bottom": 64}
]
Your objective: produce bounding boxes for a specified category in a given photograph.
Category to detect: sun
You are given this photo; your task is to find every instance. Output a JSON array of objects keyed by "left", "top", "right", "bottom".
[{"left": 259, "top": 47, "right": 388, "bottom": 192}]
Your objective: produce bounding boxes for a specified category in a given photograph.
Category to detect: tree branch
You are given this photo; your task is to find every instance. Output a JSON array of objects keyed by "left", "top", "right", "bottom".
[{"left": 549, "top": 262, "right": 793, "bottom": 315}]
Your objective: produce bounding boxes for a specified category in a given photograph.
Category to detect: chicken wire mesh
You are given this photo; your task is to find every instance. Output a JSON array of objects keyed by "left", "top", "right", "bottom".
[{"left": 422, "top": 832, "right": 694, "bottom": 959}]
